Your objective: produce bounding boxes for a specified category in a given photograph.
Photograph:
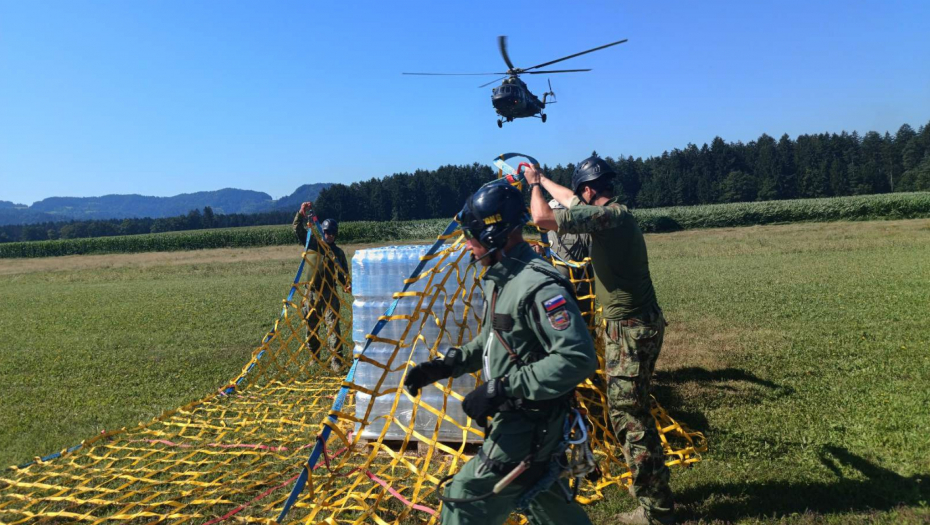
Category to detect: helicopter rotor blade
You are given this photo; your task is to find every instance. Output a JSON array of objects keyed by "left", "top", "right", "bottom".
[
  {"left": 478, "top": 76, "right": 509, "bottom": 88},
  {"left": 522, "top": 38, "right": 628, "bottom": 72},
  {"left": 498, "top": 35, "right": 517, "bottom": 72},
  {"left": 403, "top": 72, "right": 510, "bottom": 76},
  {"left": 524, "top": 69, "right": 592, "bottom": 74}
]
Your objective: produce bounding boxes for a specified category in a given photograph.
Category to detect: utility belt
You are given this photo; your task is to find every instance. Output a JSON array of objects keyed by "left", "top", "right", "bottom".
[
  {"left": 476, "top": 449, "right": 551, "bottom": 477},
  {"left": 606, "top": 302, "right": 665, "bottom": 334},
  {"left": 498, "top": 391, "right": 572, "bottom": 413}
]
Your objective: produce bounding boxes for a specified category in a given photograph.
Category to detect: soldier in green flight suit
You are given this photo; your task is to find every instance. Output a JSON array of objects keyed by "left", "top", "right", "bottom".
[
  {"left": 525, "top": 156, "right": 675, "bottom": 525},
  {"left": 403, "top": 182, "right": 598, "bottom": 525},
  {"left": 293, "top": 202, "right": 351, "bottom": 372}
]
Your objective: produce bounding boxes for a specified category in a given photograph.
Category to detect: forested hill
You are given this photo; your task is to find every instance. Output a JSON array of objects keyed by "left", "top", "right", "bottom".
[
  {"left": 1, "top": 184, "right": 332, "bottom": 226},
  {"left": 30, "top": 189, "right": 275, "bottom": 220},
  {"left": 314, "top": 121, "right": 930, "bottom": 222}
]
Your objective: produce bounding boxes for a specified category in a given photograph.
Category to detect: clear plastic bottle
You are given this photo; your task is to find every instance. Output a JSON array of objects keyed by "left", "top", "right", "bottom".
[{"left": 352, "top": 244, "right": 484, "bottom": 443}]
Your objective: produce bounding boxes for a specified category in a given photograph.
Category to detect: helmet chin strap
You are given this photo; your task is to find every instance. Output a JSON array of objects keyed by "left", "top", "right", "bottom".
[
  {"left": 466, "top": 225, "right": 521, "bottom": 267},
  {"left": 579, "top": 189, "right": 598, "bottom": 206},
  {"left": 468, "top": 246, "right": 500, "bottom": 267}
]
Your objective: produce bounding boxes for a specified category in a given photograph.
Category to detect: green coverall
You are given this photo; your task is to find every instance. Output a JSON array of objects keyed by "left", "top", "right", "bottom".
[{"left": 440, "top": 242, "right": 598, "bottom": 525}]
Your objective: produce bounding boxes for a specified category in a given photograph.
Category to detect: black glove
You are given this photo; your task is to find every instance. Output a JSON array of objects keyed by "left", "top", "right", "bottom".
[
  {"left": 462, "top": 377, "right": 509, "bottom": 421},
  {"left": 404, "top": 348, "right": 460, "bottom": 396}
]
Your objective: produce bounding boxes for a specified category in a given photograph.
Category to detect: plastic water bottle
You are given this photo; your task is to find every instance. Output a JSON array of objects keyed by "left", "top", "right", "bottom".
[{"left": 352, "top": 244, "right": 484, "bottom": 443}]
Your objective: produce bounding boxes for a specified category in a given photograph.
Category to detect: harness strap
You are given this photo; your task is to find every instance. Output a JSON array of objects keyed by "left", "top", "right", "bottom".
[
  {"left": 490, "top": 287, "right": 526, "bottom": 367},
  {"left": 475, "top": 449, "right": 544, "bottom": 476}
]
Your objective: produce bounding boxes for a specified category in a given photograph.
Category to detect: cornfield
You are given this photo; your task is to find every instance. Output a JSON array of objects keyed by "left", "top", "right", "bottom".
[
  {"left": 3, "top": 193, "right": 929, "bottom": 258},
  {"left": 635, "top": 192, "right": 930, "bottom": 232}
]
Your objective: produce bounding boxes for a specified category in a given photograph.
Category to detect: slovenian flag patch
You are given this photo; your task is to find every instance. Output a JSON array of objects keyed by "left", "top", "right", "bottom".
[{"left": 543, "top": 295, "right": 567, "bottom": 312}]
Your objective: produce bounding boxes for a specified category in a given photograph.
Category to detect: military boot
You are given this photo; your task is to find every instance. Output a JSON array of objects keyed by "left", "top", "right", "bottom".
[{"left": 615, "top": 506, "right": 675, "bottom": 525}]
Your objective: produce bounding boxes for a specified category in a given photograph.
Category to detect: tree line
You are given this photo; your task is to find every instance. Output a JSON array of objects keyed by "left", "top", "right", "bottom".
[
  {"left": 0, "top": 208, "right": 293, "bottom": 243},
  {"left": 5, "top": 121, "right": 929, "bottom": 243},
  {"left": 314, "top": 121, "right": 930, "bottom": 221}
]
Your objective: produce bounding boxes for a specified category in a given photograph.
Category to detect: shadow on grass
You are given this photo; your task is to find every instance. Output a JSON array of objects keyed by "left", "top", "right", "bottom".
[
  {"left": 655, "top": 367, "right": 791, "bottom": 393},
  {"left": 652, "top": 367, "right": 794, "bottom": 433},
  {"left": 678, "top": 445, "right": 929, "bottom": 522}
]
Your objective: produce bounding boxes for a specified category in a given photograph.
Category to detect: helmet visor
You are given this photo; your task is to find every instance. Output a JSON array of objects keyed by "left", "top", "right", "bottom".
[{"left": 456, "top": 204, "right": 485, "bottom": 242}]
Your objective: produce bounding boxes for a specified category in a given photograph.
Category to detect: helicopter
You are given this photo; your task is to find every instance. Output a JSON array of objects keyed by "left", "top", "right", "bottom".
[{"left": 404, "top": 36, "right": 627, "bottom": 127}]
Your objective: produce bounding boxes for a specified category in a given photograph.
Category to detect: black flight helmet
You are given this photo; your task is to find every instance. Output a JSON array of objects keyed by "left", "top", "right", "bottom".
[
  {"left": 321, "top": 219, "right": 338, "bottom": 236},
  {"left": 457, "top": 182, "right": 528, "bottom": 251},
  {"left": 571, "top": 154, "right": 616, "bottom": 196}
]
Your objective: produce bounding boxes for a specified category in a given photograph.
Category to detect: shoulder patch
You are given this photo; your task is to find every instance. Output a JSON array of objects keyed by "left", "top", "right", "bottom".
[
  {"left": 543, "top": 294, "right": 571, "bottom": 330},
  {"left": 543, "top": 295, "right": 567, "bottom": 312},
  {"left": 547, "top": 308, "right": 571, "bottom": 331}
]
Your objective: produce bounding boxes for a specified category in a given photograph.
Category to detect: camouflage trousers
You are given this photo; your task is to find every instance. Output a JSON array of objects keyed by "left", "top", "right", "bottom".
[
  {"left": 603, "top": 304, "right": 673, "bottom": 517},
  {"left": 302, "top": 292, "right": 343, "bottom": 360}
]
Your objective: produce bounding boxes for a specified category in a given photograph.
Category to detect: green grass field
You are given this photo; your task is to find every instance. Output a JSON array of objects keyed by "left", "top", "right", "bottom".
[{"left": 1, "top": 220, "right": 928, "bottom": 523}]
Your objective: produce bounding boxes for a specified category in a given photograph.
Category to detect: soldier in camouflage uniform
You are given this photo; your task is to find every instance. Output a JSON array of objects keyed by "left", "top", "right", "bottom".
[
  {"left": 293, "top": 203, "right": 350, "bottom": 372},
  {"left": 526, "top": 157, "right": 674, "bottom": 525},
  {"left": 404, "top": 182, "right": 597, "bottom": 525}
]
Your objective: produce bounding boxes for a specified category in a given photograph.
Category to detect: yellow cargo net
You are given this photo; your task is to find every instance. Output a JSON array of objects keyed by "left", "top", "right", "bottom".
[{"left": 0, "top": 221, "right": 706, "bottom": 525}]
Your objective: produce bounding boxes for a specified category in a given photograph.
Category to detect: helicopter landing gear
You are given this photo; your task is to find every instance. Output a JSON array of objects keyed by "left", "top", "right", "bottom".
[
  {"left": 541, "top": 113, "right": 547, "bottom": 123},
  {"left": 497, "top": 119, "right": 503, "bottom": 128}
]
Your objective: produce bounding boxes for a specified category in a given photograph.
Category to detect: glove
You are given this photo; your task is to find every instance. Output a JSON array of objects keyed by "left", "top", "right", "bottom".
[
  {"left": 462, "top": 377, "right": 509, "bottom": 421},
  {"left": 404, "top": 348, "right": 460, "bottom": 396}
]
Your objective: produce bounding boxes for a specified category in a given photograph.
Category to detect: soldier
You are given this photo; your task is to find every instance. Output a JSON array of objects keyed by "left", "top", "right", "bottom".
[
  {"left": 525, "top": 156, "right": 674, "bottom": 525},
  {"left": 403, "top": 182, "right": 597, "bottom": 525},
  {"left": 293, "top": 202, "right": 350, "bottom": 373}
]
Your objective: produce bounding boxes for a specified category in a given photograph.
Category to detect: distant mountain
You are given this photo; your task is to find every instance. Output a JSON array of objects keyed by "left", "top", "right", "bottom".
[
  {"left": 0, "top": 207, "right": 59, "bottom": 226},
  {"left": 273, "top": 183, "right": 332, "bottom": 211},
  {"left": 29, "top": 189, "right": 276, "bottom": 220},
  {"left": 0, "top": 184, "right": 332, "bottom": 226}
]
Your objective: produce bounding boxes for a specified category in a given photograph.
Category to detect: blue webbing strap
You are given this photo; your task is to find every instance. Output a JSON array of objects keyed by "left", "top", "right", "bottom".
[
  {"left": 275, "top": 220, "right": 460, "bottom": 523},
  {"left": 16, "top": 443, "right": 84, "bottom": 470}
]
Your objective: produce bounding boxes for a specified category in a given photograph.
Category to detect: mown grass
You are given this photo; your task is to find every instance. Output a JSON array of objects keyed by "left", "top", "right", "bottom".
[
  {"left": 3, "top": 192, "right": 930, "bottom": 259},
  {"left": 1, "top": 219, "right": 928, "bottom": 523}
]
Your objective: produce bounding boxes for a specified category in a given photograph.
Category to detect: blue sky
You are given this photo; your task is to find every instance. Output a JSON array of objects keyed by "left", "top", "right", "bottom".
[{"left": 1, "top": 1, "right": 928, "bottom": 205}]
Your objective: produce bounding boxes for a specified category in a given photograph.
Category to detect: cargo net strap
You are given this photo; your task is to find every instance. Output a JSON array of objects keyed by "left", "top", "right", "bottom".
[{"left": 0, "top": 221, "right": 706, "bottom": 524}]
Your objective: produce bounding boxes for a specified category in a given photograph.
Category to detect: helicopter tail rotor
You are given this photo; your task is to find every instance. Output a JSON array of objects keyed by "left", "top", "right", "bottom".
[{"left": 542, "top": 78, "right": 557, "bottom": 106}]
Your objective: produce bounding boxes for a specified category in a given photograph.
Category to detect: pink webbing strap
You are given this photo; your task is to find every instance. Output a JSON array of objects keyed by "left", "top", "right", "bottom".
[
  {"left": 203, "top": 445, "right": 351, "bottom": 524},
  {"left": 204, "top": 473, "right": 301, "bottom": 525},
  {"left": 131, "top": 439, "right": 312, "bottom": 452},
  {"left": 364, "top": 470, "right": 438, "bottom": 517}
]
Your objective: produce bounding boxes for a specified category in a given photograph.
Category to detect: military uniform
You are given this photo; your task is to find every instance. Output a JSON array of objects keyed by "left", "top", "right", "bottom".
[
  {"left": 293, "top": 212, "right": 349, "bottom": 360},
  {"left": 439, "top": 242, "right": 597, "bottom": 525},
  {"left": 554, "top": 196, "right": 673, "bottom": 518}
]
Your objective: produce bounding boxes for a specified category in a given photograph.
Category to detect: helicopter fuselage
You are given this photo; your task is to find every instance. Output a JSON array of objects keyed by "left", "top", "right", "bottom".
[
  {"left": 404, "top": 35, "right": 626, "bottom": 126},
  {"left": 491, "top": 79, "right": 544, "bottom": 119}
]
